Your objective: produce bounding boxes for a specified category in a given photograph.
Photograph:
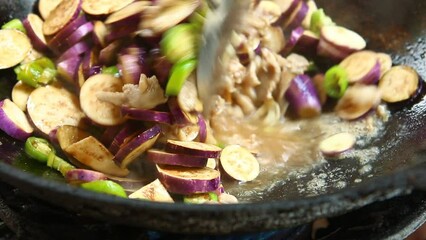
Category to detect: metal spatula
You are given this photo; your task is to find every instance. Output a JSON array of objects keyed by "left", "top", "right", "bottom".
[{"left": 196, "top": 0, "right": 250, "bottom": 115}]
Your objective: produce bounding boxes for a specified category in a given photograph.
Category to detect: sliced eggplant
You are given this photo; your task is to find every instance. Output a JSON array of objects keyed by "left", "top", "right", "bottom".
[
  {"left": 376, "top": 52, "right": 393, "bottom": 77},
  {"left": 47, "top": 15, "right": 87, "bottom": 54},
  {"left": 294, "top": 30, "right": 319, "bottom": 56},
  {"left": 285, "top": 74, "right": 322, "bottom": 118},
  {"left": 219, "top": 145, "right": 259, "bottom": 182},
  {"left": 319, "top": 132, "right": 356, "bottom": 157},
  {"left": 168, "top": 97, "right": 198, "bottom": 126},
  {"left": 57, "top": 56, "right": 83, "bottom": 83},
  {"left": 114, "top": 125, "right": 161, "bottom": 169},
  {"left": 335, "top": 84, "right": 381, "bottom": 120},
  {"left": 82, "top": 0, "right": 135, "bottom": 16},
  {"left": 197, "top": 113, "right": 207, "bottom": 143},
  {"left": 23, "top": 13, "right": 48, "bottom": 52},
  {"left": 129, "top": 179, "right": 174, "bottom": 203},
  {"left": 312, "top": 74, "right": 327, "bottom": 105},
  {"left": 218, "top": 193, "right": 239, "bottom": 204},
  {"left": 139, "top": 0, "right": 200, "bottom": 35},
  {"left": 0, "top": 29, "right": 31, "bottom": 69},
  {"left": 57, "top": 22, "right": 94, "bottom": 52},
  {"left": 166, "top": 139, "right": 222, "bottom": 158},
  {"left": 105, "top": 1, "right": 149, "bottom": 26},
  {"left": 281, "top": 27, "right": 304, "bottom": 56},
  {"left": 80, "top": 74, "right": 126, "bottom": 126},
  {"left": 146, "top": 149, "right": 208, "bottom": 168},
  {"left": 42, "top": 0, "right": 81, "bottom": 36},
  {"left": 65, "top": 136, "right": 129, "bottom": 177},
  {"left": 339, "top": 51, "right": 381, "bottom": 84},
  {"left": 0, "top": 99, "right": 33, "bottom": 141},
  {"left": 122, "top": 107, "right": 172, "bottom": 125},
  {"left": 108, "top": 122, "right": 143, "bottom": 154},
  {"left": 156, "top": 164, "right": 221, "bottom": 195},
  {"left": 317, "top": 25, "right": 366, "bottom": 61},
  {"left": 27, "top": 86, "right": 86, "bottom": 135},
  {"left": 56, "top": 125, "right": 91, "bottom": 151},
  {"left": 11, "top": 81, "right": 33, "bottom": 112},
  {"left": 378, "top": 65, "right": 420, "bottom": 103},
  {"left": 57, "top": 41, "right": 91, "bottom": 63},
  {"left": 272, "top": 0, "right": 302, "bottom": 27},
  {"left": 38, "top": 0, "right": 62, "bottom": 20},
  {"left": 92, "top": 21, "right": 108, "bottom": 47},
  {"left": 65, "top": 169, "right": 108, "bottom": 184},
  {"left": 286, "top": 0, "right": 309, "bottom": 29}
]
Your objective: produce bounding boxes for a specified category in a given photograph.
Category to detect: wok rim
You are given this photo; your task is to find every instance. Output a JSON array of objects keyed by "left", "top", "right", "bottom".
[{"left": 0, "top": 158, "right": 424, "bottom": 233}]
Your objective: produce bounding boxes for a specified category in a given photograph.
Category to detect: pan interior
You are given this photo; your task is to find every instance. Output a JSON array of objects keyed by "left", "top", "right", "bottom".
[{"left": 0, "top": 0, "right": 425, "bottom": 204}]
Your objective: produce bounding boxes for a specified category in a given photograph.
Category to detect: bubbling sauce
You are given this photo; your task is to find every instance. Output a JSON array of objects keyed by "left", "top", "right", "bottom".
[{"left": 210, "top": 105, "right": 388, "bottom": 200}]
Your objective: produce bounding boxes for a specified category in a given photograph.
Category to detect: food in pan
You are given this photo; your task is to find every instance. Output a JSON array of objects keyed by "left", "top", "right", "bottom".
[{"left": 0, "top": 0, "right": 422, "bottom": 203}]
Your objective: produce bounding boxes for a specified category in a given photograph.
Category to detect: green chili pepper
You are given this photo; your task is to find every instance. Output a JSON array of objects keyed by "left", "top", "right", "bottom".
[
  {"left": 160, "top": 23, "right": 198, "bottom": 64},
  {"left": 165, "top": 58, "right": 197, "bottom": 96},
  {"left": 1, "top": 19, "right": 26, "bottom": 33},
  {"left": 14, "top": 57, "right": 56, "bottom": 88},
  {"left": 102, "top": 65, "right": 120, "bottom": 78},
  {"left": 81, "top": 180, "right": 127, "bottom": 198},
  {"left": 310, "top": 9, "right": 335, "bottom": 35},
  {"left": 183, "top": 192, "right": 219, "bottom": 204},
  {"left": 324, "top": 65, "right": 349, "bottom": 99},
  {"left": 25, "top": 137, "right": 54, "bottom": 162},
  {"left": 25, "top": 137, "right": 75, "bottom": 176}
]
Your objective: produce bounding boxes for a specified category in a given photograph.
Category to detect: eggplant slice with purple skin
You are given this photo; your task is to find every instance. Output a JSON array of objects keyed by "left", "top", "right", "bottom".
[{"left": 0, "top": 0, "right": 426, "bottom": 235}]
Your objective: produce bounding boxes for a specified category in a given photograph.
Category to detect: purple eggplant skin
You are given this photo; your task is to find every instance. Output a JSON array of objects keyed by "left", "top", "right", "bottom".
[
  {"left": 146, "top": 149, "right": 208, "bottom": 168},
  {"left": 48, "top": 15, "right": 87, "bottom": 54},
  {"left": 156, "top": 165, "right": 221, "bottom": 195},
  {"left": 272, "top": 0, "right": 302, "bottom": 27},
  {"left": 167, "top": 97, "right": 198, "bottom": 126},
  {"left": 293, "top": 31, "right": 319, "bottom": 57},
  {"left": 121, "top": 107, "right": 173, "bottom": 125},
  {"left": 65, "top": 169, "right": 108, "bottom": 184},
  {"left": 22, "top": 15, "right": 49, "bottom": 53},
  {"left": 285, "top": 74, "right": 322, "bottom": 118},
  {"left": 57, "top": 41, "right": 91, "bottom": 63},
  {"left": 165, "top": 140, "right": 222, "bottom": 159},
  {"left": 57, "top": 56, "right": 83, "bottom": 83},
  {"left": 287, "top": 1, "right": 309, "bottom": 29},
  {"left": 114, "top": 124, "right": 162, "bottom": 168},
  {"left": 148, "top": 48, "right": 172, "bottom": 88},
  {"left": 58, "top": 22, "right": 94, "bottom": 52},
  {"left": 387, "top": 77, "right": 426, "bottom": 111},
  {"left": 281, "top": 27, "right": 304, "bottom": 56},
  {"left": 197, "top": 113, "right": 207, "bottom": 143},
  {"left": 360, "top": 61, "right": 381, "bottom": 85},
  {"left": 108, "top": 122, "right": 144, "bottom": 154},
  {"left": 0, "top": 99, "right": 33, "bottom": 141}
]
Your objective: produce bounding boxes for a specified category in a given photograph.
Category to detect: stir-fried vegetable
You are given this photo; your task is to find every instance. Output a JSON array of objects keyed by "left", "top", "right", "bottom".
[
  {"left": 0, "top": 0, "right": 422, "bottom": 204},
  {"left": 25, "top": 137, "right": 75, "bottom": 176},
  {"left": 324, "top": 65, "right": 349, "bottom": 99},
  {"left": 1, "top": 19, "right": 26, "bottom": 33},
  {"left": 14, "top": 57, "right": 56, "bottom": 87}
]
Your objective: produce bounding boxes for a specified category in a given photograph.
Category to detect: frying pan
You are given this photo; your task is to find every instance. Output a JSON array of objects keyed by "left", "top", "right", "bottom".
[{"left": 0, "top": 0, "right": 425, "bottom": 234}]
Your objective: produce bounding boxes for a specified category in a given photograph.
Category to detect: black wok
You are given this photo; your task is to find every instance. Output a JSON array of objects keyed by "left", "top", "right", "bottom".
[{"left": 0, "top": 0, "right": 425, "bottom": 234}]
